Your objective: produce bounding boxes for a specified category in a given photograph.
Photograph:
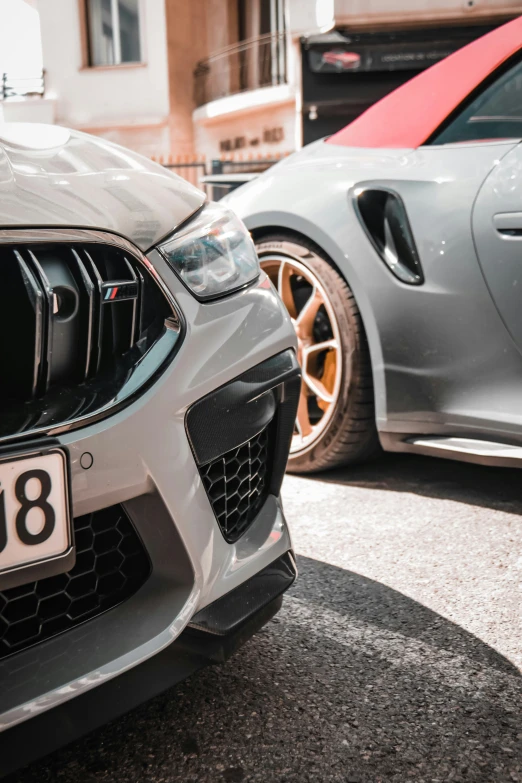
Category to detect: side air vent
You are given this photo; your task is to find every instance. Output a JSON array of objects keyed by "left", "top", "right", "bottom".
[
  {"left": 354, "top": 188, "right": 424, "bottom": 285},
  {"left": 0, "top": 232, "right": 182, "bottom": 443}
]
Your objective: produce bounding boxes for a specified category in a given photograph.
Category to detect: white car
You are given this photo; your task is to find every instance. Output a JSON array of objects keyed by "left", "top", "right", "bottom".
[
  {"left": 0, "top": 123, "right": 299, "bottom": 775},
  {"left": 227, "top": 17, "right": 522, "bottom": 475}
]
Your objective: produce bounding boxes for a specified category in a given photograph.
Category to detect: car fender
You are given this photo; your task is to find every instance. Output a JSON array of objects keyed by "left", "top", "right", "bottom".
[
  {"left": 229, "top": 138, "right": 520, "bottom": 435},
  {"left": 230, "top": 183, "right": 394, "bottom": 426}
]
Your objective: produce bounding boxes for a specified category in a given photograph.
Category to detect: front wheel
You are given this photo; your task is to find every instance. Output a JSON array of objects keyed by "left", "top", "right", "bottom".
[{"left": 256, "top": 234, "right": 380, "bottom": 473}]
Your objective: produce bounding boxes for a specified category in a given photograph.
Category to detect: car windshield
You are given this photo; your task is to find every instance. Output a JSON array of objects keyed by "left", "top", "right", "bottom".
[{"left": 432, "top": 57, "right": 522, "bottom": 144}]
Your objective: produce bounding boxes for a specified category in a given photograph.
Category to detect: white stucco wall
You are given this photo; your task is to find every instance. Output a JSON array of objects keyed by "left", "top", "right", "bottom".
[
  {"left": 192, "top": 34, "right": 301, "bottom": 160},
  {"left": 332, "top": 0, "right": 522, "bottom": 26},
  {"left": 287, "top": 0, "right": 522, "bottom": 34},
  {"left": 1, "top": 97, "right": 56, "bottom": 124},
  {"left": 194, "top": 96, "right": 296, "bottom": 161},
  {"left": 37, "top": 0, "right": 169, "bottom": 130},
  {"left": 0, "top": 0, "right": 43, "bottom": 77}
]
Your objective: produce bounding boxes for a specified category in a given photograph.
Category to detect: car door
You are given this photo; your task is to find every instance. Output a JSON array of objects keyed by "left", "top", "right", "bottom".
[
  {"left": 432, "top": 54, "right": 522, "bottom": 354},
  {"left": 473, "top": 143, "right": 522, "bottom": 353}
]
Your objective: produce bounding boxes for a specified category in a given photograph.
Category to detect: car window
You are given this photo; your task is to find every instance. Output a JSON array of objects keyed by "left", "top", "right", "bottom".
[{"left": 430, "top": 57, "right": 522, "bottom": 145}]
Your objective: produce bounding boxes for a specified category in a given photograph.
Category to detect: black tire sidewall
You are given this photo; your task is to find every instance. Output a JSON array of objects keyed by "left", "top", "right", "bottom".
[{"left": 256, "top": 236, "right": 378, "bottom": 473}]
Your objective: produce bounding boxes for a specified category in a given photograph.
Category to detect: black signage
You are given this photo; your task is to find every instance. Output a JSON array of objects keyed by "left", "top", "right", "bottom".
[
  {"left": 300, "top": 22, "right": 503, "bottom": 146},
  {"left": 308, "top": 43, "right": 458, "bottom": 74}
]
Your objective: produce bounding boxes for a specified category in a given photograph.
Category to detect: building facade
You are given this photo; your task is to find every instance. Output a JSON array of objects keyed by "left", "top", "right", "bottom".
[
  {"left": 2, "top": 0, "right": 521, "bottom": 165},
  {"left": 193, "top": 0, "right": 522, "bottom": 159},
  {"left": 37, "top": 0, "right": 172, "bottom": 157}
]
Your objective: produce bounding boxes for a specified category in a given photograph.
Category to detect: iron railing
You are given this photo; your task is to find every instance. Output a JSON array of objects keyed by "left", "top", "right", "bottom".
[
  {"left": 159, "top": 156, "right": 283, "bottom": 200},
  {"left": 210, "top": 158, "right": 281, "bottom": 175},
  {"left": 163, "top": 159, "right": 207, "bottom": 189},
  {"left": 194, "top": 32, "right": 287, "bottom": 107},
  {"left": 1, "top": 71, "right": 45, "bottom": 101},
  {"left": 204, "top": 157, "right": 282, "bottom": 200}
]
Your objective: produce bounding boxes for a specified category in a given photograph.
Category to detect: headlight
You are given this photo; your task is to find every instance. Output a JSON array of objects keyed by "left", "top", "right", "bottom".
[{"left": 157, "top": 202, "right": 260, "bottom": 301}]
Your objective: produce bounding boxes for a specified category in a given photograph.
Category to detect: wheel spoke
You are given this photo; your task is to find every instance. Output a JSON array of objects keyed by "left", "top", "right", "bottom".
[
  {"left": 258, "top": 252, "right": 342, "bottom": 455},
  {"left": 302, "top": 342, "right": 339, "bottom": 404},
  {"left": 296, "top": 387, "right": 313, "bottom": 437},
  {"left": 304, "top": 339, "right": 339, "bottom": 356},
  {"left": 296, "top": 286, "right": 323, "bottom": 339},
  {"left": 302, "top": 371, "right": 334, "bottom": 404},
  {"left": 277, "top": 262, "right": 297, "bottom": 319}
]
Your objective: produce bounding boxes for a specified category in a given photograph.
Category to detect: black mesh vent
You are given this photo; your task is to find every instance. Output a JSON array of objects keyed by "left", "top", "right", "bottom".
[
  {"left": 0, "top": 505, "right": 150, "bottom": 660},
  {"left": 201, "top": 426, "right": 272, "bottom": 543},
  {"left": 0, "top": 239, "right": 178, "bottom": 441}
]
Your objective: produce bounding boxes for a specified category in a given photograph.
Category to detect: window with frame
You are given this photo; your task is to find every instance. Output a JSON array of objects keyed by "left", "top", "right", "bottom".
[
  {"left": 237, "top": 0, "right": 286, "bottom": 91},
  {"left": 85, "top": 0, "right": 141, "bottom": 67},
  {"left": 431, "top": 56, "right": 522, "bottom": 145}
]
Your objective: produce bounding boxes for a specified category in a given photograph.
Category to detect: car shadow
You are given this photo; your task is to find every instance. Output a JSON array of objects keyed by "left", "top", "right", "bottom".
[
  {"left": 301, "top": 450, "right": 522, "bottom": 516},
  {"left": 294, "top": 555, "right": 520, "bottom": 677},
  {"left": 9, "top": 555, "right": 521, "bottom": 783}
]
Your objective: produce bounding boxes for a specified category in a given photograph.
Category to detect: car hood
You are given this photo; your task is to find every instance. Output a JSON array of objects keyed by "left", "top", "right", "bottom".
[{"left": 0, "top": 123, "right": 205, "bottom": 251}]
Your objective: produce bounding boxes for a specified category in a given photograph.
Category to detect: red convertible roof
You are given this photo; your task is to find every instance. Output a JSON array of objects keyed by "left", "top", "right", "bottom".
[{"left": 327, "top": 16, "right": 522, "bottom": 149}]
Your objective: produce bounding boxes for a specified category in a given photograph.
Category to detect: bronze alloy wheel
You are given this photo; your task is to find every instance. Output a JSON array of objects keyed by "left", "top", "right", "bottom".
[
  {"left": 261, "top": 256, "right": 342, "bottom": 454},
  {"left": 256, "top": 234, "right": 380, "bottom": 473}
]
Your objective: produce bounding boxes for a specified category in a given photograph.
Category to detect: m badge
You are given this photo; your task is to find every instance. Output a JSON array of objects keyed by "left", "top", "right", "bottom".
[{"left": 101, "top": 281, "right": 139, "bottom": 302}]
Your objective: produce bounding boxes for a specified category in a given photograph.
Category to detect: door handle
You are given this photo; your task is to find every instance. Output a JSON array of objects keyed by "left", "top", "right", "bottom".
[{"left": 494, "top": 212, "right": 522, "bottom": 236}]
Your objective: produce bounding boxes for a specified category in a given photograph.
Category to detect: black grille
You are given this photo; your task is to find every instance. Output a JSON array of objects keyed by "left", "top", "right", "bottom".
[
  {"left": 201, "top": 427, "right": 272, "bottom": 543},
  {"left": 0, "top": 505, "right": 150, "bottom": 660},
  {"left": 187, "top": 351, "right": 301, "bottom": 544},
  {"left": 0, "top": 238, "right": 178, "bottom": 441}
]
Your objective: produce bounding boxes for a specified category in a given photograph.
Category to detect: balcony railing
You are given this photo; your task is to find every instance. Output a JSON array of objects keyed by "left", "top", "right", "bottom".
[
  {"left": 194, "top": 32, "right": 287, "bottom": 108},
  {"left": 1, "top": 71, "right": 45, "bottom": 101}
]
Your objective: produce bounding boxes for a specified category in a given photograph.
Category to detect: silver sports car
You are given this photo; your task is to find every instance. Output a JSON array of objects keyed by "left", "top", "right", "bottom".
[
  {"left": 227, "top": 15, "right": 522, "bottom": 474},
  {"left": 0, "top": 123, "right": 298, "bottom": 774}
]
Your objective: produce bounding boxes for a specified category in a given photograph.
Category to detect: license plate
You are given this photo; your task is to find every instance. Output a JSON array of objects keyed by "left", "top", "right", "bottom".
[{"left": 0, "top": 447, "right": 73, "bottom": 589}]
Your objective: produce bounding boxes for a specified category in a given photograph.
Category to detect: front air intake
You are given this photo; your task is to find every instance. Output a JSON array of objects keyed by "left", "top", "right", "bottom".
[
  {"left": 354, "top": 188, "right": 424, "bottom": 285},
  {"left": 186, "top": 350, "right": 301, "bottom": 543},
  {"left": 0, "top": 230, "right": 182, "bottom": 443},
  {"left": 200, "top": 425, "right": 272, "bottom": 542},
  {"left": 0, "top": 504, "right": 151, "bottom": 660}
]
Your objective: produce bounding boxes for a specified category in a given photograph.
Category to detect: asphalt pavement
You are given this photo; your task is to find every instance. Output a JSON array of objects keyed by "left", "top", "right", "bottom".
[{"left": 8, "top": 453, "right": 522, "bottom": 783}]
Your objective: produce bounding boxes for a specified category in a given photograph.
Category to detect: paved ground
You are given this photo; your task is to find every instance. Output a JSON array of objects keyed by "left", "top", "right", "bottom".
[{"left": 9, "top": 453, "right": 522, "bottom": 783}]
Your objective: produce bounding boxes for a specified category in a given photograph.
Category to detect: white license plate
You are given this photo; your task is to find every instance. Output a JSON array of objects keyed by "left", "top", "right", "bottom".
[{"left": 0, "top": 448, "right": 72, "bottom": 582}]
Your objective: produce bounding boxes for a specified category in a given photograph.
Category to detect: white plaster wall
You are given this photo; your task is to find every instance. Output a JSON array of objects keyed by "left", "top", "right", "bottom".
[
  {"left": 0, "top": 0, "right": 43, "bottom": 76},
  {"left": 193, "top": 33, "right": 301, "bottom": 160},
  {"left": 37, "top": 0, "right": 170, "bottom": 129},
  {"left": 287, "top": 0, "right": 522, "bottom": 34},
  {"left": 194, "top": 100, "right": 296, "bottom": 162},
  {"left": 2, "top": 97, "right": 56, "bottom": 124}
]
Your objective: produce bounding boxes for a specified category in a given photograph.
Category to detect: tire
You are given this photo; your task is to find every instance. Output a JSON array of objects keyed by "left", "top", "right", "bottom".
[{"left": 256, "top": 233, "right": 380, "bottom": 473}]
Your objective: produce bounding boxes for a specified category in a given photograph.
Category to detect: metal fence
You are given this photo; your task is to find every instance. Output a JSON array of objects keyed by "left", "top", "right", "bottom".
[
  {"left": 203, "top": 158, "right": 282, "bottom": 200},
  {"left": 162, "top": 160, "right": 207, "bottom": 189},
  {"left": 209, "top": 158, "right": 280, "bottom": 176},
  {"left": 194, "top": 32, "right": 287, "bottom": 107},
  {"left": 156, "top": 156, "right": 283, "bottom": 196},
  {"left": 1, "top": 71, "right": 45, "bottom": 100}
]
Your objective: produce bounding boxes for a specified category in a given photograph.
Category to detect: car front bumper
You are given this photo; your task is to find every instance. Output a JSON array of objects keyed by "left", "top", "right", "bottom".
[
  {"left": 0, "top": 552, "right": 296, "bottom": 777},
  {"left": 0, "top": 251, "right": 298, "bottom": 770}
]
